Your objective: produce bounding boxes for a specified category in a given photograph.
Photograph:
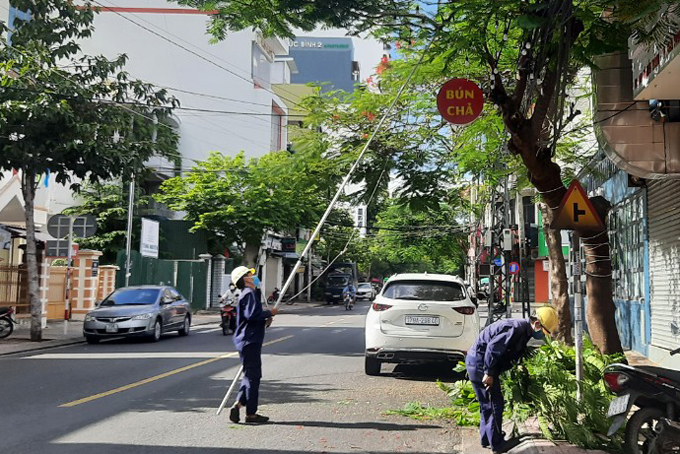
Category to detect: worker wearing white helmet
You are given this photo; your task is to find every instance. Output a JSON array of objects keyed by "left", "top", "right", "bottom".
[{"left": 229, "top": 266, "right": 277, "bottom": 424}]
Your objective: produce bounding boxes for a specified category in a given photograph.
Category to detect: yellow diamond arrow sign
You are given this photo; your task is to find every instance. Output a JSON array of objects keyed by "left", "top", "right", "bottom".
[{"left": 550, "top": 180, "right": 605, "bottom": 231}]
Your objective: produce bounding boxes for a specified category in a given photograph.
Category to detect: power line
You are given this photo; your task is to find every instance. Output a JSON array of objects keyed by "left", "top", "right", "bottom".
[{"left": 88, "top": 0, "right": 307, "bottom": 110}]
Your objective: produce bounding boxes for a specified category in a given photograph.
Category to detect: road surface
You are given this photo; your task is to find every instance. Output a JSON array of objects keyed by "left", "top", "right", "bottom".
[{"left": 0, "top": 301, "right": 472, "bottom": 454}]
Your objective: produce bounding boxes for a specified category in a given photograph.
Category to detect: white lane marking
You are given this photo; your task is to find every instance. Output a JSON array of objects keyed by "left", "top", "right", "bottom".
[
  {"left": 195, "top": 328, "right": 222, "bottom": 334},
  {"left": 25, "top": 352, "right": 235, "bottom": 360},
  {"left": 192, "top": 324, "right": 220, "bottom": 331}
]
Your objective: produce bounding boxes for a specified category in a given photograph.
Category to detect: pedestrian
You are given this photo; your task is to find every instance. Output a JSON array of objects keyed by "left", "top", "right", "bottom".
[
  {"left": 229, "top": 266, "right": 277, "bottom": 424},
  {"left": 465, "top": 307, "right": 558, "bottom": 453}
]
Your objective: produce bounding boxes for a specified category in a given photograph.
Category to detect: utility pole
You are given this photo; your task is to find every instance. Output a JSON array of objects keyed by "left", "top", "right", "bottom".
[
  {"left": 486, "top": 169, "right": 512, "bottom": 326},
  {"left": 124, "top": 175, "right": 134, "bottom": 287},
  {"left": 64, "top": 216, "right": 74, "bottom": 320},
  {"left": 571, "top": 232, "right": 584, "bottom": 401},
  {"left": 307, "top": 243, "right": 313, "bottom": 303}
]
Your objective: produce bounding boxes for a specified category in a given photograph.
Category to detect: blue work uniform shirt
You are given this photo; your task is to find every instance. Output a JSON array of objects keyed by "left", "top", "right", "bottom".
[
  {"left": 233, "top": 287, "right": 272, "bottom": 351},
  {"left": 465, "top": 318, "right": 534, "bottom": 382}
]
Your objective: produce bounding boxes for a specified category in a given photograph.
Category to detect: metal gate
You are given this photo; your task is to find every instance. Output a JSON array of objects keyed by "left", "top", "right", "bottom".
[
  {"left": 116, "top": 251, "right": 208, "bottom": 311},
  {"left": 648, "top": 180, "right": 680, "bottom": 351}
]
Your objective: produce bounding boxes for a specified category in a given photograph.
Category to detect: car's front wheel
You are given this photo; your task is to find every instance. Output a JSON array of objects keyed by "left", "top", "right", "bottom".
[
  {"left": 149, "top": 320, "right": 162, "bottom": 342},
  {"left": 365, "top": 356, "right": 381, "bottom": 376}
]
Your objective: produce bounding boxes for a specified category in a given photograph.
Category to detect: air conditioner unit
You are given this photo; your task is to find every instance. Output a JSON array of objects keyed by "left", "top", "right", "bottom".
[{"left": 530, "top": 249, "right": 539, "bottom": 260}]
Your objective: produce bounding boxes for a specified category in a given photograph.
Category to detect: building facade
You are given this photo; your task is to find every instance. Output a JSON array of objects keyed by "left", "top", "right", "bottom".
[{"left": 290, "top": 37, "right": 360, "bottom": 93}]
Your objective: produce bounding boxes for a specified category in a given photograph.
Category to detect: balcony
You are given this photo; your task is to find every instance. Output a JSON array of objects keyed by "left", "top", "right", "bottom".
[{"left": 630, "top": 29, "right": 680, "bottom": 100}]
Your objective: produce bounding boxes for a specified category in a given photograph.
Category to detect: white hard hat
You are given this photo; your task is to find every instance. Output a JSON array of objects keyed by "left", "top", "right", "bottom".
[{"left": 231, "top": 266, "right": 251, "bottom": 285}]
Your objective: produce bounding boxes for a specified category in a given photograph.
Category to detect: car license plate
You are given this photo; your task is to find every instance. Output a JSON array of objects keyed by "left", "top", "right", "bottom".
[
  {"left": 607, "top": 394, "right": 630, "bottom": 417},
  {"left": 105, "top": 323, "right": 118, "bottom": 333},
  {"left": 405, "top": 315, "right": 440, "bottom": 326}
]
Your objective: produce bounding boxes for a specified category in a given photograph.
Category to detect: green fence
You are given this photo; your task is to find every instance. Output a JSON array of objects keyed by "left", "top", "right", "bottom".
[{"left": 116, "top": 251, "right": 208, "bottom": 311}]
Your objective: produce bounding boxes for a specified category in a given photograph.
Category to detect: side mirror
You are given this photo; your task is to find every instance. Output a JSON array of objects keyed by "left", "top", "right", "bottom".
[{"left": 162, "top": 296, "right": 174, "bottom": 305}]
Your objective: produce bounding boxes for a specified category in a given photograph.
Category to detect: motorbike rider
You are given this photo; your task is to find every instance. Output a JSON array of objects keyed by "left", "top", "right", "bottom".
[
  {"left": 465, "top": 306, "right": 558, "bottom": 454},
  {"left": 342, "top": 281, "right": 356, "bottom": 305},
  {"left": 229, "top": 266, "right": 277, "bottom": 424}
]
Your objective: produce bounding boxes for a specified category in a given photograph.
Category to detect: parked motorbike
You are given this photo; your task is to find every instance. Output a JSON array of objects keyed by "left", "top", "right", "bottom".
[
  {"left": 218, "top": 295, "right": 237, "bottom": 336},
  {"left": 0, "top": 306, "right": 17, "bottom": 339},
  {"left": 604, "top": 347, "right": 680, "bottom": 454},
  {"left": 267, "top": 288, "right": 281, "bottom": 305}
]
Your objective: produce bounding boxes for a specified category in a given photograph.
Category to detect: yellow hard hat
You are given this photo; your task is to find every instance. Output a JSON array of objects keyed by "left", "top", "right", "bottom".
[{"left": 535, "top": 306, "right": 558, "bottom": 336}]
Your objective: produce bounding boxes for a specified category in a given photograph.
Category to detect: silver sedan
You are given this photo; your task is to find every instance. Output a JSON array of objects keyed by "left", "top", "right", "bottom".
[{"left": 83, "top": 286, "right": 191, "bottom": 344}]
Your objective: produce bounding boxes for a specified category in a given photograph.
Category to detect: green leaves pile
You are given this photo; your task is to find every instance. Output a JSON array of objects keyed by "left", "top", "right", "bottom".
[{"left": 502, "top": 337, "right": 625, "bottom": 450}]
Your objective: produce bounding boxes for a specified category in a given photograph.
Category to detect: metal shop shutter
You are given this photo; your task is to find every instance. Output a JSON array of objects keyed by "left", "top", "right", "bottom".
[{"left": 648, "top": 180, "right": 680, "bottom": 351}]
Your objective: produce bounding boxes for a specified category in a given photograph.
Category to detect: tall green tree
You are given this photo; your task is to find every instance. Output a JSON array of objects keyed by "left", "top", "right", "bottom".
[
  {"left": 155, "top": 149, "right": 343, "bottom": 252},
  {"left": 368, "top": 201, "right": 468, "bottom": 276},
  {"left": 0, "top": 0, "right": 177, "bottom": 341},
  {"left": 179, "top": 0, "right": 647, "bottom": 353}
]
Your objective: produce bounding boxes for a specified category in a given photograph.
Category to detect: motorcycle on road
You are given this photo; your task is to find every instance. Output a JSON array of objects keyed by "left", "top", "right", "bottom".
[
  {"left": 343, "top": 290, "right": 355, "bottom": 311},
  {"left": 604, "top": 347, "right": 680, "bottom": 454},
  {"left": 218, "top": 294, "right": 237, "bottom": 336},
  {"left": 0, "top": 306, "right": 17, "bottom": 339}
]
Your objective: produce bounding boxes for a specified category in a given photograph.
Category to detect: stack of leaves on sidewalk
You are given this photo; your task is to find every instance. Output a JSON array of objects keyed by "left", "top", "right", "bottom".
[{"left": 390, "top": 337, "right": 625, "bottom": 451}]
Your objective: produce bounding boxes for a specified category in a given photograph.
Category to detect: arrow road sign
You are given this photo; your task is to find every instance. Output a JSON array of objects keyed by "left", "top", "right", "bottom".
[{"left": 551, "top": 180, "right": 605, "bottom": 231}]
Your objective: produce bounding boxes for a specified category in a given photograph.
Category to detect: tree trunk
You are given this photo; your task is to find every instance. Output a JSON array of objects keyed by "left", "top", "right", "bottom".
[
  {"left": 539, "top": 204, "right": 573, "bottom": 345},
  {"left": 515, "top": 158, "right": 621, "bottom": 354},
  {"left": 21, "top": 169, "right": 42, "bottom": 342}
]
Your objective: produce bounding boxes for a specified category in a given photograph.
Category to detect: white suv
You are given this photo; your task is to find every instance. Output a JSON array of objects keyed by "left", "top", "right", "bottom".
[{"left": 364, "top": 273, "right": 480, "bottom": 376}]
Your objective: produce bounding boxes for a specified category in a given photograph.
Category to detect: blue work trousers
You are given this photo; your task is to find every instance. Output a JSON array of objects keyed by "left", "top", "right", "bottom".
[
  {"left": 470, "top": 378, "right": 505, "bottom": 450},
  {"left": 236, "top": 343, "right": 262, "bottom": 416}
]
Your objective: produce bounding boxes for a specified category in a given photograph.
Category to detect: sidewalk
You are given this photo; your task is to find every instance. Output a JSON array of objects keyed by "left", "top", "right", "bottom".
[
  {"left": 506, "top": 419, "right": 610, "bottom": 454},
  {"left": 457, "top": 420, "right": 611, "bottom": 454},
  {"left": 0, "top": 313, "right": 221, "bottom": 357}
]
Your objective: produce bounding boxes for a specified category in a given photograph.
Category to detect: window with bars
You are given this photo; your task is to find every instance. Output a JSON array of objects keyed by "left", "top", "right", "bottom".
[{"left": 608, "top": 192, "right": 645, "bottom": 300}]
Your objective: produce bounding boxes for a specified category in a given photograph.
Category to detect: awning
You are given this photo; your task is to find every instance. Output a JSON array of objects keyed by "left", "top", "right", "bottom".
[
  {"left": 1, "top": 224, "right": 51, "bottom": 242},
  {"left": 272, "top": 251, "right": 300, "bottom": 260}
]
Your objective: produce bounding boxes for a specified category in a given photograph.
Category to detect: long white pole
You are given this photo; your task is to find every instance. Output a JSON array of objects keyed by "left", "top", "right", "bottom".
[
  {"left": 124, "top": 177, "right": 134, "bottom": 287},
  {"left": 216, "top": 42, "right": 434, "bottom": 415},
  {"left": 216, "top": 366, "right": 243, "bottom": 416}
]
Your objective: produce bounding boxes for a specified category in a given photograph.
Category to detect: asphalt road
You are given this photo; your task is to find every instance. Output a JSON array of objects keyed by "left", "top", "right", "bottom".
[{"left": 0, "top": 301, "right": 470, "bottom": 454}]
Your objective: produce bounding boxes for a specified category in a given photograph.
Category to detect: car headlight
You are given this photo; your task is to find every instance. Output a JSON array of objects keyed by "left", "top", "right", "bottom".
[
  {"left": 132, "top": 313, "right": 153, "bottom": 320},
  {"left": 84, "top": 314, "right": 95, "bottom": 322}
]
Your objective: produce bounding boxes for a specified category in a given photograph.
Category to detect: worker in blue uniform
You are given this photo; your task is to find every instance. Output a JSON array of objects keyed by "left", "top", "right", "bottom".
[
  {"left": 229, "top": 266, "right": 277, "bottom": 424},
  {"left": 465, "top": 307, "right": 558, "bottom": 453}
]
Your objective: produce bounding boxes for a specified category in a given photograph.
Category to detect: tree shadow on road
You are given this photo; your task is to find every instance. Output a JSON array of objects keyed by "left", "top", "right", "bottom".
[
  {"left": 271, "top": 420, "right": 443, "bottom": 431},
  {"left": 33, "top": 443, "right": 442, "bottom": 454},
  {"left": 127, "top": 379, "right": 341, "bottom": 413}
]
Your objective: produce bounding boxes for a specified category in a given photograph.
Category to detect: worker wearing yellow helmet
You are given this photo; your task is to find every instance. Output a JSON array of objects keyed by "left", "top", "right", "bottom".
[{"left": 465, "top": 306, "right": 558, "bottom": 453}]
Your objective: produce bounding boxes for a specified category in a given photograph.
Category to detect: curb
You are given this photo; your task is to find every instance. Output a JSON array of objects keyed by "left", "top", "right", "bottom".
[{"left": 0, "top": 318, "right": 220, "bottom": 357}]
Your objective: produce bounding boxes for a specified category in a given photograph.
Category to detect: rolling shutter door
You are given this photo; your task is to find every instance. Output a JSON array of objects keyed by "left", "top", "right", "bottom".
[{"left": 648, "top": 180, "right": 680, "bottom": 351}]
